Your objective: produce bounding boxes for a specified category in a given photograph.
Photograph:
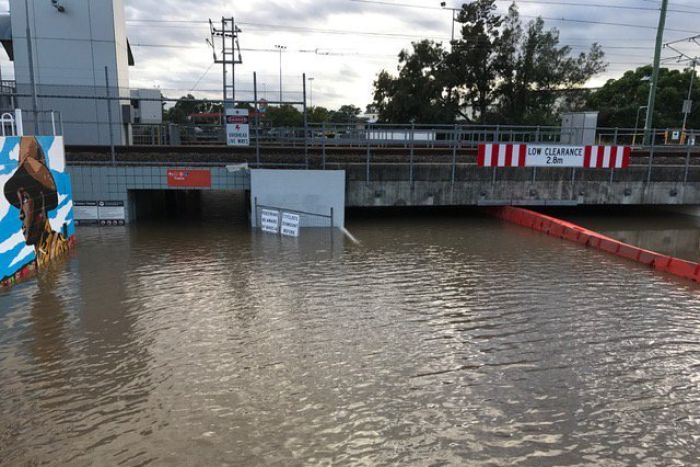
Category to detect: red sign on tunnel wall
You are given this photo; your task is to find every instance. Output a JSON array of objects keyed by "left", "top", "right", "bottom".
[{"left": 167, "top": 169, "right": 212, "bottom": 188}]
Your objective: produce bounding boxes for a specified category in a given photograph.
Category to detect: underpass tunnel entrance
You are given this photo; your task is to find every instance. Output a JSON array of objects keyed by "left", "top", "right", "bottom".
[{"left": 129, "top": 190, "right": 250, "bottom": 224}]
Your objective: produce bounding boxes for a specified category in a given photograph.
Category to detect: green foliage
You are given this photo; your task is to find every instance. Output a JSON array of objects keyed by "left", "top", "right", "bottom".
[
  {"left": 264, "top": 104, "right": 304, "bottom": 127},
  {"left": 263, "top": 104, "right": 365, "bottom": 127},
  {"left": 164, "top": 94, "right": 222, "bottom": 123},
  {"left": 330, "top": 105, "right": 363, "bottom": 124},
  {"left": 588, "top": 66, "right": 700, "bottom": 129},
  {"left": 373, "top": 40, "right": 458, "bottom": 124},
  {"left": 372, "top": 0, "right": 606, "bottom": 124},
  {"left": 308, "top": 106, "right": 331, "bottom": 123}
]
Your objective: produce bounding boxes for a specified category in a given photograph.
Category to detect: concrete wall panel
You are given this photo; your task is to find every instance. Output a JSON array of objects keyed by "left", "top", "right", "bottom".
[{"left": 250, "top": 169, "right": 345, "bottom": 228}]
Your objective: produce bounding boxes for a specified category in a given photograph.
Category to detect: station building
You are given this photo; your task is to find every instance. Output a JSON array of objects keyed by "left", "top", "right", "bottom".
[{"left": 0, "top": 0, "right": 162, "bottom": 144}]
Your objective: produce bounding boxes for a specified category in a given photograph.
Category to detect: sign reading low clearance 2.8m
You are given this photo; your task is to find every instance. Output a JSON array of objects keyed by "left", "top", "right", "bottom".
[{"left": 477, "top": 143, "right": 631, "bottom": 169}]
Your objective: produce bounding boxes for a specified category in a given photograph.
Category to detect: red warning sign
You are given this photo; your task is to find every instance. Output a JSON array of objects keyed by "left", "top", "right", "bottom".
[{"left": 167, "top": 169, "right": 212, "bottom": 188}]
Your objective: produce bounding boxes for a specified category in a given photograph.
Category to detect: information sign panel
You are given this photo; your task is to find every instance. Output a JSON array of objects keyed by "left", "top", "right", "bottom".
[
  {"left": 74, "top": 201, "right": 99, "bottom": 225},
  {"left": 281, "top": 212, "right": 300, "bottom": 237},
  {"left": 260, "top": 209, "right": 280, "bottom": 234},
  {"left": 98, "top": 201, "right": 126, "bottom": 225}
]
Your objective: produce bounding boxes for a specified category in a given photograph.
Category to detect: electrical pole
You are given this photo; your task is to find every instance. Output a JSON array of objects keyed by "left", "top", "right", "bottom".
[
  {"left": 208, "top": 18, "right": 242, "bottom": 113},
  {"left": 275, "top": 45, "right": 286, "bottom": 104},
  {"left": 440, "top": 2, "right": 459, "bottom": 46},
  {"left": 24, "top": 0, "right": 39, "bottom": 134},
  {"left": 682, "top": 60, "right": 696, "bottom": 133},
  {"left": 643, "top": 0, "right": 669, "bottom": 145},
  {"left": 308, "top": 77, "right": 314, "bottom": 108}
]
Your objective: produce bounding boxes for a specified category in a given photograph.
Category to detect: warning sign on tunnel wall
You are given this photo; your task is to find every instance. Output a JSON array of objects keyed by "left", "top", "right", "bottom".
[
  {"left": 167, "top": 169, "right": 212, "bottom": 188},
  {"left": 478, "top": 144, "right": 631, "bottom": 169}
]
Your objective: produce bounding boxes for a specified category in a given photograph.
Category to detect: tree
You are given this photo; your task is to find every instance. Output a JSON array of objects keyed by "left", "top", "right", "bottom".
[
  {"left": 264, "top": 104, "right": 304, "bottom": 127},
  {"left": 164, "top": 94, "right": 222, "bottom": 123},
  {"left": 588, "top": 66, "right": 700, "bottom": 130},
  {"left": 506, "top": 18, "right": 604, "bottom": 124},
  {"left": 373, "top": 40, "right": 458, "bottom": 124},
  {"left": 308, "top": 106, "right": 331, "bottom": 124},
  {"left": 329, "top": 105, "right": 363, "bottom": 124},
  {"left": 371, "top": 0, "right": 606, "bottom": 125},
  {"left": 451, "top": 0, "right": 504, "bottom": 122}
]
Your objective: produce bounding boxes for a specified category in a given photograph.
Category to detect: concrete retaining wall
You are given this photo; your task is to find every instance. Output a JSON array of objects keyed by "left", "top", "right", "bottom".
[
  {"left": 347, "top": 180, "right": 700, "bottom": 207},
  {"left": 346, "top": 165, "right": 700, "bottom": 207},
  {"left": 65, "top": 162, "right": 700, "bottom": 224},
  {"left": 250, "top": 169, "right": 345, "bottom": 228},
  {"left": 67, "top": 165, "right": 249, "bottom": 222}
]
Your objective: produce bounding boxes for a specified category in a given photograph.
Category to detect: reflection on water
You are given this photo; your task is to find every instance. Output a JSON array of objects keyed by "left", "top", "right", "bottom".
[
  {"left": 564, "top": 208, "right": 700, "bottom": 262},
  {"left": 1, "top": 211, "right": 700, "bottom": 465}
]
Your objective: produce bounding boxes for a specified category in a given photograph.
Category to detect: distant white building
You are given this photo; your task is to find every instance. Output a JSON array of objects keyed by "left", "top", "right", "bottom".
[
  {"left": 130, "top": 89, "right": 163, "bottom": 125},
  {"left": 0, "top": 0, "right": 161, "bottom": 144}
]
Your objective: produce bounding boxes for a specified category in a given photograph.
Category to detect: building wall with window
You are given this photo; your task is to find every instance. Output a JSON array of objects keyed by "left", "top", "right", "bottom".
[{"left": 7, "top": 0, "right": 131, "bottom": 144}]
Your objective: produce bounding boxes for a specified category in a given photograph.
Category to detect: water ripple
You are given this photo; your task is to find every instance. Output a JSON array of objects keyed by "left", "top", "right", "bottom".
[{"left": 1, "top": 216, "right": 700, "bottom": 465}]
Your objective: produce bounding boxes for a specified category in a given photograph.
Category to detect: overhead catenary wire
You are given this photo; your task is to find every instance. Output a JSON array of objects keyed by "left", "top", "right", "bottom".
[
  {"left": 124, "top": 17, "right": 700, "bottom": 36},
  {"left": 351, "top": 0, "right": 700, "bottom": 15}
]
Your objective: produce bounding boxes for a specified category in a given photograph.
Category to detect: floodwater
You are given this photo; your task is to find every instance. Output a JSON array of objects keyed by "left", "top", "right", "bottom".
[
  {"left": 2, "top": 204, "right": 700, "bottom": 466},
  {"left": 565, "top": 207, "right": 700, "bottom": 263}
]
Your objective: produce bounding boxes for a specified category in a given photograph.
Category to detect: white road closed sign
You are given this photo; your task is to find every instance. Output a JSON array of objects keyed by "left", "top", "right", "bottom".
[
  {"left": 281, "top": 213, "right": 300, "bottom": 237},
  {"left": 260, "top": 209, "right": 279, "bottom": 234},
  {"left": 226, "top": 108, "right": 250, "bottom": 146}
]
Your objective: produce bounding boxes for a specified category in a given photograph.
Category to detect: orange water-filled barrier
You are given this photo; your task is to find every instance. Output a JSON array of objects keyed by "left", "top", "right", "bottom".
[{"left": 490, "top": 206, "right": 700, "bottom": 284}]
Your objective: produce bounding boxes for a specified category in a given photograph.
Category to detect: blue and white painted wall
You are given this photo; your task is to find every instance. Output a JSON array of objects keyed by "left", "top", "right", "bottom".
[{"left": 0, "top": 136, "right": 75, "bottom": 286}]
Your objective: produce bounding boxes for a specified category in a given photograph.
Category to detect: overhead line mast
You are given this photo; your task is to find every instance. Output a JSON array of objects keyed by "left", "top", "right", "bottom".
[
  {"left": 208, "top": 17, "right": 243, "bottom": 111},
  {"left": 643, "top": 0, "right": 669, "bottom": 145}
]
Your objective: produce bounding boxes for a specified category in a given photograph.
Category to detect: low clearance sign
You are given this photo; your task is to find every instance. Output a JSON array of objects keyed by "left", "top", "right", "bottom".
[{"left": 478, "top": 143, "right": 631, "bottom": 169}]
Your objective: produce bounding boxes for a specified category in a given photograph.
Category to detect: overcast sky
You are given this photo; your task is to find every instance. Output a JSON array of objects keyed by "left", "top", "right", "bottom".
[{"left": 2, "top": 0, "right": 700, "bottom": 110}]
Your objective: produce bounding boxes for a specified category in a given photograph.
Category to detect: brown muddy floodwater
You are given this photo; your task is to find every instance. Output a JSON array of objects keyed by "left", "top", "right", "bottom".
[{"left": 1, "top": 208, "right": 700, "bottom": 466}]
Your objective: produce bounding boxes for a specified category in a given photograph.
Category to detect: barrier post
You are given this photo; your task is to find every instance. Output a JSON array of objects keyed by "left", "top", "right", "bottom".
[
  {"left": 409, "top": 123, "right": 415, "bottom": 187},
  {"left": 613, "top": 127, "right": 619, "bottom": 145},
  {"left": 366, "top": 129, "right": 371, "bottom": 183},
  {"left": 451, "top": 123, "right": 458, "bottom": 188},
  {"left": 322, "top": 121, "right": 326, "bottom": 170},
  {"left": 302, "top": 73, "right": 309, "bottom": 169},
  {"left": 253, "top": 196, "right": 258, "bottom": 228},
  {"left": 254, "top": 72, "right": 260, "bottom": 167},
  {"left": 105, "top": 67, "right": 116, "bottom": 165},
  {"left": 647, "top": 134, "right": 655, "bottom": 183},
  {"left": 684, "top": 143, "right": 691, "bottom": 183}
]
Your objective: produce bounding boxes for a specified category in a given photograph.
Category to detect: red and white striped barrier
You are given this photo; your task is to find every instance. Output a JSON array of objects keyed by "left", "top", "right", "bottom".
[
  {"left": 478, "top": 143, "right": 631, "bottom": 169},
  {"left": 583, "top": 145, "right": 631, "bottom": 169}
]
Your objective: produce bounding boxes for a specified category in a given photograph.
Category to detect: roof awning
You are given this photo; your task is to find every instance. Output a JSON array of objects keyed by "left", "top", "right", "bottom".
[{"left": 127, "top": 39, "right": 134, "bottom": 66}]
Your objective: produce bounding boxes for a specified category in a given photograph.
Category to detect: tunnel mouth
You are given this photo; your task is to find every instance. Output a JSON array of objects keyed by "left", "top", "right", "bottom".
[{"left": 128, "top": 189, "right": 250, "bottom": 224}]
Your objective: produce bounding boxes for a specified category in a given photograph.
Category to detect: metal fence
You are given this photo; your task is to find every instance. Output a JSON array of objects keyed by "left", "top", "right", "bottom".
[
  {"left": 131, "top": 121, "right": 696, "bottom": 149},
  {"left": 253, "top": 199, "right": 334, "bottom": 229},
  {"left": 0, "top": 109, "right": 64, "bottom": 137}
]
